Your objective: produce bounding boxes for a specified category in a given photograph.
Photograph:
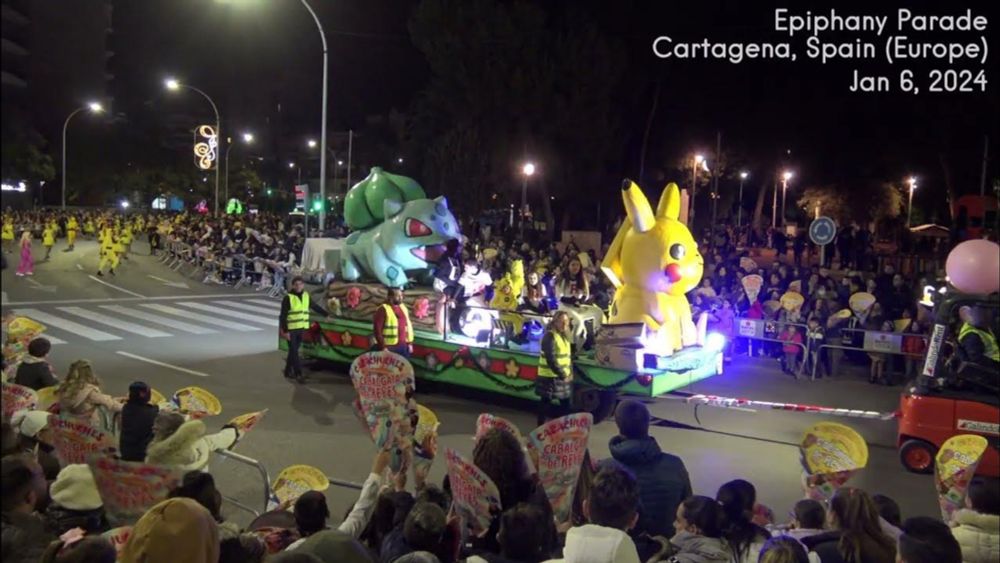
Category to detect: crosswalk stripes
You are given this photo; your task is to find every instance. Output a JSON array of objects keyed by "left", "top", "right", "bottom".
[
  {"left": 176, "top": 302, "right": 280, "bottom": 327},
  {"left": 44, "top": 335, "right": 68, "bottom": 345},
  {"left": 14, "top": 308, "right": 121, "bottom": 342},
  {"left": 58, "top": 307, "right": 172, "bottom": 338},
  {"left": 246, "top": 299, "right": 281, "bottom": 309},
  {"left": 98, "top": 305, "right": 218, "bottom": 335},
  {"left": 139, "top": 304, "right": 262, "bottom": 332},
  {"left": 212, "top": 300, "right": 279, "bottom": 316}
]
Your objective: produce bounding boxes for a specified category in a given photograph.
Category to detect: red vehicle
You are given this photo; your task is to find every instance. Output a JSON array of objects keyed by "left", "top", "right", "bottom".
[{"left": 896, "top": 290, "right": 999, "bottom": 475}]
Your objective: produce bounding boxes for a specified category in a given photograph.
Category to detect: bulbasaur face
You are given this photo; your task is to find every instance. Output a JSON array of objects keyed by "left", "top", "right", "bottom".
[{"left": 380, "top": 196, "right": 459, "bottom": 270}]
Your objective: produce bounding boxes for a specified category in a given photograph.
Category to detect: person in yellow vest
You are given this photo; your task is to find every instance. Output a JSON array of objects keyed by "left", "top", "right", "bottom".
[
  {"left": 279, "top": 276, "right": 326, "bottom": 382},
  {"left": 96, "top": 229, "right": 119, "bottom": 276},
  {"left": 957, "top": 305, "right": 999, "bottom": 379},
  {"left": 2, "top": 218, "right": 14, "bottom": 253},
  {"left": 65, "top": 215, "right": 79, "bottom": 251},
  {"left": 374, "top": 287, "right": 414, "bottom": 357},
  {"left": 536, "top": 310, "right": 574, "bottom": 425},
  {"left": 41, "top": 223, "right": 56, "bottom": 261}
]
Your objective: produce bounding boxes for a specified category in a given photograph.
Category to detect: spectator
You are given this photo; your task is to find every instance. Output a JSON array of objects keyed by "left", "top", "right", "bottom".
[
  {"left": 360, "top": 491, "right": 415, "bottom": 556},
  {"left": 666, "top": 495, "right": 731, "bottom": 562},
  {"left": 950, "top": 477, "right": 999, "bottom": 563},
  {"left": 1, "top": 454, "right": 53, "bottom": 563},
  {"left": 39, "top": 536, "right": 117, "bottom": 563},
  {"left": 120, "top": 498, "right": 219, "bottom": 563},
  {"left": 468, "top": 503, "right": 554, "bottom": 563},
  {"left": 218, "top": 534, "right": 266, "bottom": 563},
  {"left": 896, "top": 516, "right": 961, "bottom": 563},
  {"left": 773, "top": 499, "right": 826, "bottom": 545},
  {"left": 608, "top": 399, "right": 692, "bottom": 538},
  {"left": 556, "top": 258, "right": 590, "bottom": 304},
  {"left": 9, "top": 410, "right": 60, "bottom": 480},
  {"left": 758, "top": 536, "right": 810, "bottom": 563},
  {"left": 56, "top": 360, "right": 123, "bottom": 431},
  {"left": 45, "top": 464, "right": 109, "bottom": 535},
  {"left": 120, "top": 381, "right": 159, "bottom": 462},
  {"left": 870, "top": 495, "right": 901, "bottom": 529},
  {"left": 168, "top": 471, "right": 240, "bottom": 538},
  {"left": 294, "top": 491, "right": 331, "bottom": 540},
  {"left": 13, "top": 337, "right": 58, "bottom": 390},
  {"left": 268, "top": 553, "right": 323, "bottom": 563},
  {"left": 780, "top": 326, "right": 803, "bottom": 375},
  {"left": 380, "top": 501, "right": 452, "bottom": 563},
  {"left": 521, "top": 271, "right": 550, "bottom": 314},
  {"left": 295, "top": 529, "right": 375, "bottom": 563},
  {"left": 144, "top": 412, "right": 238, "bottom": 472},
  {"left": 717, "top": 480, "right": 771, "bottom": 563},
  {"left": 802, "top": 487, "right": 895, "bottom": 563},
  {"left": 553, "top": 462, "right": 642, "bottom": 563}
]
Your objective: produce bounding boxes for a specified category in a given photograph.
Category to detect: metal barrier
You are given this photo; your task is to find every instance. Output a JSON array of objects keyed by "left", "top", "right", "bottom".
[
  {"left": 213, "top": 449, "right": 273, "bottom": 518},
  {"left": 810, "top": 328, "right": 929, "bottom": 380},
  {"left": 734, "top": 317, "right": 809, "bottom": 378}
]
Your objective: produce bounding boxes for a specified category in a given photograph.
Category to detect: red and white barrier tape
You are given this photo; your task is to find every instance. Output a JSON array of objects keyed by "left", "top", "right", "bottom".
[{"left": 667, "top": 393, "right": 899, "bottom": 421}]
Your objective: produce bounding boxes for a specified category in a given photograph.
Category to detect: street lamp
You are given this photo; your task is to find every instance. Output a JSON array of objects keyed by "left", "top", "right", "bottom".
[
  {"left": 61, "top": 101, "right": 103, "bottom": 209},
  {"left": 781, "top": 171, "right": 793, "bottom": 227},
  {"left": 520, "top": 162, "right": 536, "bottom": 238},
  {"left": 224, "top": 131, "right": 254, "bottom": 203},
  {"left": 289, "top": 161, "right": 302, "bottom": 184},
  {"left": 307, "top": 139, "right": 317, "bottom": 148},
  {"left": 907, "top": 176, "right": 917, "bottom": 227},
  {"left": 164, "top": 77, "right": 222, "bottom": 214},
  {"left": 737, "top": 171, "right": 749, "bottom": 228},
  {"left": 690, "top": 154, "right": 705, "bottom": 223},
  {"left": 397, "top": 157, "right": 404, "bottom": 164}
]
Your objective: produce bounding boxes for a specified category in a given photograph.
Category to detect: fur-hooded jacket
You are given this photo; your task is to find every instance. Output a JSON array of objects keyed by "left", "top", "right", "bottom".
[{"left": 144, "top": 420, "right": 238, "bottom": 472}]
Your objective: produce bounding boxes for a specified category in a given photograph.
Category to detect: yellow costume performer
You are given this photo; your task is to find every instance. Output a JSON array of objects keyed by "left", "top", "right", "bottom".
[
  {"left": 42, "top": 224, "right": 56, "bottom": 260},
  {"left": 97, "top": 229, "right": 119, "bottom": 276},
  {"left": 3, "top": 219, "right": 16, "bottom": 253},
  {"left": 601, "top": 181, "right": 704, "bottom": 353},
  {"left": 65, "top": 216, "right": 79, "bottom": 250}
]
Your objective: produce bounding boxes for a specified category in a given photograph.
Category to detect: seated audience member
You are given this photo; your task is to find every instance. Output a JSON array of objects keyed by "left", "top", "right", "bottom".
[
  {"left": 1, "top": 454, "right": 54, "bottom": 563},
  {"left": 553, "top": 462, "right": 643, "bottom": 563},
  {"left": 870, "top": 494, "right": 902, "bottom": 529},
  {"left": 45, "top": 464, "right": 109, "bottom": 535},
  {"left": 56, "top": 360, "right": 123, "bottom": 431},
  {"left": 294, "top": 491, "right": 331, "bottom": 541},
  {"left": 39, "top": 536, "right": 117, "bottom": 563},
  {"left": 10, "top": 410, "right": 60, "bottom": 480},
  {"left": 665, "top": 495, "right": 731, "bottom": 562},
  {"left": 802, "top": 487, "right": 895, "bottom": 563},
  {"left": 896, "top": 516, "right": 962, "bottom": 563},
  {"left": 120, "top": 498, "right": 220, "bottom": 563},
  {"left": 119, "top": 381, "right": 159, "bottom": 462},
  {"left": 468, "top": 503, "right": 555, "bottom": 563},
  {"left": 950, "top": 477, "right": 999, "bottom": 563},
  {"left": 168, "top": 471, "right": 240, "bottom": 538},
  {"left": 294, "top": 529, "right": 375, "bottom": 563},
  {"left": 13, "top": 337, "right": 58, "bottom": 390},
  {"left": 758, "top": 536, "right": 810, "bottom": 563},
  {"left": 716, "top": 480, "right": 771, "bottom": 563},
  {"left": 144, "top": 411, "right": 238, "bottom": 472},
  {"left": 381, "top": 501, "right": 452, "bottom": 563},
  {"left": 776, "top": 499, "right": 826, "bottom": 544},
  {"left": 218, "top": 534, "right": 266, "bottom": 563},
  {"left": 360, "top": 491, "right": 415, "bottom": 556},
  {"left": 609, "top": 399, "right": 692, "bottom": 539}
]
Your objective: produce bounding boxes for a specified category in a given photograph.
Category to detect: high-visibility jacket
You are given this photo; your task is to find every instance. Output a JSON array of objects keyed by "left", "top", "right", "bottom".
[
  {"left": 959, "top": 322, "right": 1000, "bottom": 363},
  {"left": 381, "top": 304, "right": 413, "bottom": 346},
  {"left": 538, "top": 331, "right": 572, "bottom": 378},
  {"left": 287, "top": 292, "right": 311, "bottom": 331}
]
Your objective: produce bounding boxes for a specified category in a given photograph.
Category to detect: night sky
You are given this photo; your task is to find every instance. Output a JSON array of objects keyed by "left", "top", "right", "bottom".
[{"left": 35, "top": 0, "right": 1000, "bottom": 213}]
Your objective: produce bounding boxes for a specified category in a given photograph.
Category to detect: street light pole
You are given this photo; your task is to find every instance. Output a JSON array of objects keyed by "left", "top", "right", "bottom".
[
  {"left": 299, "top": 0, "right": 328, "bottom": 232},
  {"left": 690, "top": 155, "right": 702, "bottom": 224},
  {"left": 61, "top": 102, "right": 103, "bottom": 209},
  {"left": 224, "top": 132, "right": 253, "bottom": 204},
  {"left": 737, "top": 171, "right": 748, "bottom": 228},
  {"left": 520, "top": 162, "right": 535, "bottom": 239},
  {"left": 165, "top": 80, "right": 221, "bottom": 215},
  {"left": 907, "top": 177, "right": 917, "bottom": 227},
  {"left": 780, "top": 171, "right": 793, "bottom": 228}
]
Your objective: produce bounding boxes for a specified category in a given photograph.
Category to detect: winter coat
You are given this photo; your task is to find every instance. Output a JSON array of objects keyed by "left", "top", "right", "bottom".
[
  {"left": 44, "top": 504, "right": 109, "bottom": 535},
  {"left": 802, "top": 530, "right": 895, "bottom": 563},
  {"left": 951, "top": 509, "right": 999, "bottom": 563},
  {"left": 664, "top": 531, "right": 731, "bottom": 563},
  {"left": 59, "top": 383, "right": 123, "bottom": 419},
  {"left": 144, "top": 420, "right": 238, "bottom": 472},
  {"left": 545, "top": 524, "right": 641, "bottom": 563},
  {"left": 120, "top": 402, "right": 159, "bottom": 462},
  {"left": 608, "top": 435, "right": 692, "bottom": 538},
  {"left": 1, "top": 510, "right": 55, "bottom": 563},
  {"left": 13, "top": 357, "right": 58, "bottom": 390}
]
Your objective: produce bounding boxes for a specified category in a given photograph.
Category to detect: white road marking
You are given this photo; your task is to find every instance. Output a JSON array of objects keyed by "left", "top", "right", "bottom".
[
  {"left": 57, "top": 307, "right": 172, "bottom": 338},
  {"left": 140, "top": 304, "right": 261, "bottom": 331},
  {"left": 4, "top": 293, "right": 259, "bottom": 307},
  {"left": 148, "top": 275, "right": 189, "bottom": 289},
  {"left": 213, "top": 300, "right": 280, "bottom": 316},
  {"left": 176, "top": 302, "right": 279, "bottom": 327},
  {"left": 76, "top": 264, "right": 84, "bottom": 270},
  {"left": 87, "top": 275, "right": 146, "bottom": 298},
  {"left": 116, "top": 351, "right": 209, "bottom": 378},
  {"left": 45, "top": 335, "right": 67, "bottom": 345},
  {"left": 247, "top": 299, "right": 280, "bottom": 309},
  {"left": 99, "top": 305, "right": 217, "bottom": 335},
  {"left": 13, "top": 309, "right": 121, "bottom": 341}
]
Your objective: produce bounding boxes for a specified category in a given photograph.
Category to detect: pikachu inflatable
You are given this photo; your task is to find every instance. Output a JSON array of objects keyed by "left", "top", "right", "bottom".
[{"left": 601, "top": 181, "right": 704, "bottom": 353}]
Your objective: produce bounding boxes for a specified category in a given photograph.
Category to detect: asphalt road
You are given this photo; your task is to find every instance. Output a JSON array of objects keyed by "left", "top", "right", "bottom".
[{"left": 2, "top": 237, "right": 940, "bottom": 528}]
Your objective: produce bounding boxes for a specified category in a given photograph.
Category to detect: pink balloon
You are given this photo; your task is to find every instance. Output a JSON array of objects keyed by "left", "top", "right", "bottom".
[{"left": 945, "top": 239, "right": 1000, "bottom": 295}]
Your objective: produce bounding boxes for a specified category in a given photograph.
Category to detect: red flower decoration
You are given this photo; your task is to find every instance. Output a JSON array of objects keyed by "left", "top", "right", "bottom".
[
  {"left": 413, "top": 297, "right": 430, "bottom": 319},
  {"left": 345, "top": 287, "right": 362, "bottom": 309}
]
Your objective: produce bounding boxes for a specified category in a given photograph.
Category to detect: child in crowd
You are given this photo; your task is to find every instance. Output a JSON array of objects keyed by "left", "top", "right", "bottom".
[
  {"left": 119, "top": 381, "right": 160, "bottom": 462},
  {"left": 13, "top": 337, "right": 58, "bottom": 390},
  {"left": 780, "top": 325, "right": 803, "bottom": 375},
  {"left": 950, "top": 477, "right": 1000, "bottom": 563}
]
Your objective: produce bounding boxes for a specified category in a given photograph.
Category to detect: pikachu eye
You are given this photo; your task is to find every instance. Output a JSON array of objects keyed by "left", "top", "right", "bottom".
[{"left": 669, "top": 244, "right": 686, "bottom": 260}]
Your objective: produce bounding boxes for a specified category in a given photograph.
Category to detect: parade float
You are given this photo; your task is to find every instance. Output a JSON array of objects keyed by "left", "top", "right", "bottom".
[{"left": 283, "top": 170, "right": 723, "bottom": 421}]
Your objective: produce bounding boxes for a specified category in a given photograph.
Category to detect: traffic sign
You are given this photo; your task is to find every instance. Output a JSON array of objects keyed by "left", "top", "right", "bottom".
[{"left": 809, "top": 216, "right": 837, "bottom": 245}]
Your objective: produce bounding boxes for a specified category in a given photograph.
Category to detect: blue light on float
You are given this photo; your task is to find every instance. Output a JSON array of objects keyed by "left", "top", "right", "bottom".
[{"left": 705, "top": 332, "right": 726, "bottom": 352}]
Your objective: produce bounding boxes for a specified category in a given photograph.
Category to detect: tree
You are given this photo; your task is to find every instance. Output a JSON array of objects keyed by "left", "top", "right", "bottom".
[
  {"left": 0, "top": 142, "right": 55, "bottom": 186},
  {"left": 797, "top": 179, "right": 904, "bottom": 228}
]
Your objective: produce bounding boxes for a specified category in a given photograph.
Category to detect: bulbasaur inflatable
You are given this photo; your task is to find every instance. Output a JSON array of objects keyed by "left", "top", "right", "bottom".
[
  {"left": 335, "top": 167, "right": 460, "bottom": 287},
  {"left": 601, "top": 180, "right": 704, "bottom": 353}
]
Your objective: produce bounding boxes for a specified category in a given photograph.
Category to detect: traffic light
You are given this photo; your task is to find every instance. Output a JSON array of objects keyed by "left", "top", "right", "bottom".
[
  {"left": 311, "top": 199, "right": 323, "bottom": 212},
  {"left": 266, "top": 188, "right": 272, "bottom": 196}
]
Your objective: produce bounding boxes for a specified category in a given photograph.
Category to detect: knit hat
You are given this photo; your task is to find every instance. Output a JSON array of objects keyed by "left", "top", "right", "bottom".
[
  {"left": 121, "top": 498, "right": 219, "bottom": 563},
  {"left": 296, "top": 529, "right": 374, "bottom": 563},
  {"left": 50, "top": 464, "right": 103, "bottom": 511},
  {"left": 13, "top": 410, "right": 51, "bottom": 439}
]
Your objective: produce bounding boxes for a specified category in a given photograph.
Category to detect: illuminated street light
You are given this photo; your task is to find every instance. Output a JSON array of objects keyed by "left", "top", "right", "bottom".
[
  {"left": 907, "top": 176, "right": 918, "bottom": 227},
  {"left": 397, "top": 157, "right": 404, "bottom": 164},
  {"left": 243, "top": 132, "right": 254, "bottom": 143},
  {"left": 307, "top": 139, "right": 317, "bottom": 148},
  {"left": 164, "top": 77, "right": 222, "bottom": 214},
  {"left": 164, "top": 78, "right": 180, "bottom": 90},
  {"left": 120, "top": 200, "right": 130, "bottom": 209},
  {"left": 522, "top": 162, "right": 536, "bottom": 177},
  {"left": 520, "top": 162, "right": 537, "bottom": 237},
  {"left": 737, "top": 171, "right": 749, "bottom": 228},
  {"left": 61, "top": 101, "right": 104, "bottom": 209}
]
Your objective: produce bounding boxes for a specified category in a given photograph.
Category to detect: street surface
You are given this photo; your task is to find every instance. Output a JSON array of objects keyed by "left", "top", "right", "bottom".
[{"left": 2, "top": 238, "right": 939, "bottom": 527}]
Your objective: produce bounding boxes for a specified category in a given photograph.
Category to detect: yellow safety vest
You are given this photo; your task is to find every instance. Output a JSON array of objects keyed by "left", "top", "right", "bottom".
[
  {"left": 381, "top": 304, "right": 412, "bottom": 346},
  {"left": 538, "top": 332, "right": 572, "bottom": 378},
  {"left": 959, "top": 323, "right": 1000, "bottom": 363},
  {"left": 287, "top": 293, "right": 311, "bottom": 331}
]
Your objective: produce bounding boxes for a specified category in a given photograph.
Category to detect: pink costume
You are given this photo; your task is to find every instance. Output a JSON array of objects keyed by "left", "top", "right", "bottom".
[{"left": 17, "top": 237, "right": 33, "bottom": 275}]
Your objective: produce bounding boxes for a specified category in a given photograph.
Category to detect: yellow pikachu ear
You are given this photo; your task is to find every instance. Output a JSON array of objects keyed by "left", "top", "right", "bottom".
[
  {"left": 621, "top": 179, "right": 655, "bottom": 233},
  {"left": 656, "top": 182, "right": 681, "bottom": 220}
]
